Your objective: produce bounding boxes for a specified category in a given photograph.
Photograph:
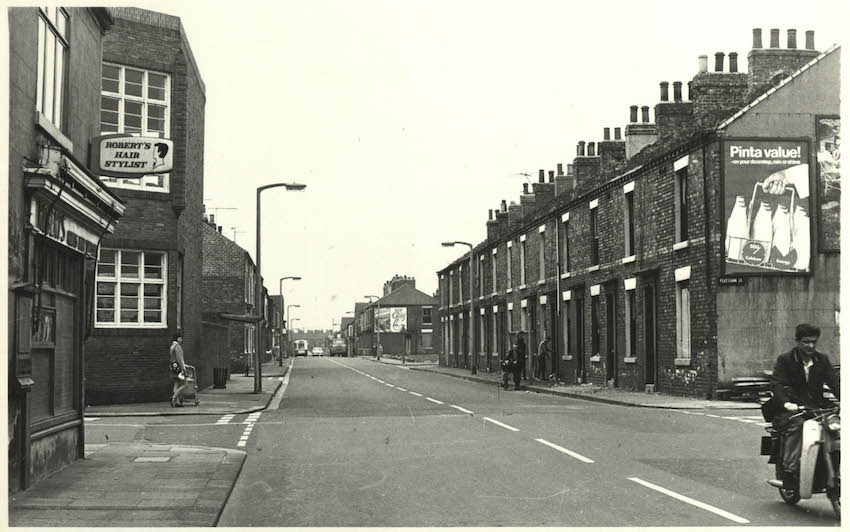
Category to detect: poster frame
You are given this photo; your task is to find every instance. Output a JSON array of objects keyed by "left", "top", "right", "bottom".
[
  {"left": 719, "top": 137, "right": 814, "bottom": 277},
  {"left": 815, "top": 115, "right": 841, "bottom": 253}
]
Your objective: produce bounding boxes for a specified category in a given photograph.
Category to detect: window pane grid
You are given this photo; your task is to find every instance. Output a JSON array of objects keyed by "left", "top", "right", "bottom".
[{"left": 95, "top": 250, "right": 166, "bottom": 327}]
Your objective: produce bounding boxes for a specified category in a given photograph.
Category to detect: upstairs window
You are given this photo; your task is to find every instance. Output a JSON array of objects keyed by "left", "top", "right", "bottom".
[
  {"left": 538, "top": 228, "right": 546, "bottom": 281},
  {"left": 100, "top": 63, "right": 171, "bottom": 192},
  {"left": 478, "top": 256, "right": 484, "bottom": 297},
  {"left": 561, "top": 215, "right": 571, "bottom": 273},
  {"left": 590, "top": 205, "right": 600, "bottom": 265},
  {"left": 491, "top": 249, "right": 498, "bottom": 293},
  {"left": 507, "top": 243, "right": 513, "bottom": 289},
  {"left": 36, "top": 7, "right": 69, "bottom": 130},
  {"left": 674, "top": 166, "right": 689, "bottom": 243},
  {"left": 520, "top": 238, "right": 527, "bottom": 285},
  {"left": 624, "top": 188, "right": 635, "bottom": 257},
  {"left": 423, "top": 307, "right": 432, "bottom": 326}
]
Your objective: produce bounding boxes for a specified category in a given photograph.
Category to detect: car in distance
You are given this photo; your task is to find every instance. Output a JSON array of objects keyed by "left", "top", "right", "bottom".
[
  {"left": 310, "top": 346, "right": 325, "bottom": 357},
  {"left": 330, "top": 339, "right": 347, "bottom": 357}
]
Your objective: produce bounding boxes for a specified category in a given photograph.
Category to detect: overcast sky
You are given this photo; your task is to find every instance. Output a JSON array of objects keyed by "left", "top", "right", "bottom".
[{"left": 109, "top": 0, "right": 846, "bottom": 330}]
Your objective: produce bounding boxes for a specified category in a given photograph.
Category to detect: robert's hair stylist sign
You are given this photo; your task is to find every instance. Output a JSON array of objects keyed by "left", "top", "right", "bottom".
[
  {"left": 90, "top": 134, "right": 173, "bottom": 178},
  {"left": 722, "top": 139, "right": 811, "bottom": 274}
]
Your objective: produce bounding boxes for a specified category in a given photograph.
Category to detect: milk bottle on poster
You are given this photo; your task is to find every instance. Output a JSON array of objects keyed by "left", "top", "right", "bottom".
[
  {"left": 751, "top": 201, "right": 774, "bottom": 252},
  {"left": 725, "top": 195, "right": 748, "bottom": 261},
  {"left": 771, "top": 203, "right": 793, "bottom": 266},
  {"left": 792, "top": 205, "right": 811, "bottom": 270}
]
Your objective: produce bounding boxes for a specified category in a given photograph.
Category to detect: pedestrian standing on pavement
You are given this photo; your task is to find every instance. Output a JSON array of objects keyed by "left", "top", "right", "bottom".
[
  {"left": 377, "top": 343, "right": 383, "bottom": 361},
  {"left": 515, "top": 331, "right": 527, "bottom": 388},
  {"left": 537, "top": 335, "right": 552, "bottom": 381},
  {"left": 501, "top": 344, "right": 516, "bottom": 389},
  {"left": 169, "top": 332, "right": 189, "bottom": 407}
]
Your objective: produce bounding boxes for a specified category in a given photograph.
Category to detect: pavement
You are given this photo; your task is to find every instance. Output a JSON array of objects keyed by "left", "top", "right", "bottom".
[
  {"left": 358, "top": 356, "right": 761, "bottom": 410},
  {"left": 8, "top": 360, "right": 289, "bottom": 527}
]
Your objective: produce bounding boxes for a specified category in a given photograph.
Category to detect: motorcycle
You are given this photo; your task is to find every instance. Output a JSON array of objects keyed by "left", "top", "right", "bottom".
[{"left": 761, "top": 404, "right": 840, "bottom": 518}]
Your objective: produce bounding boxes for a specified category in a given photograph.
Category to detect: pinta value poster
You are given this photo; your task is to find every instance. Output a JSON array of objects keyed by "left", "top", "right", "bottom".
[{"left": 723, "top": 139, "right": 811, "bottom": 274}]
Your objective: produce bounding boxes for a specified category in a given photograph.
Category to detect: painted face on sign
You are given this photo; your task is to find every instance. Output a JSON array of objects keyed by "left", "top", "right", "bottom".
[{"left": 153, "top": 142, "right": 169, "bottom": 170}]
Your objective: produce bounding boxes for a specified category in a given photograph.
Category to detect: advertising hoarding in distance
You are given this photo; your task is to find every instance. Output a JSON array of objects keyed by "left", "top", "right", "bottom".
[
  {"left": 816, "top": 117, "right": 840, "bottom": 251},
  {"left": 722, "top": 139, "right": 811, "bottom": 274}
]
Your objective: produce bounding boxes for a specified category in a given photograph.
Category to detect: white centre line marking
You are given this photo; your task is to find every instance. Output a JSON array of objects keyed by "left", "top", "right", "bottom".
[
  {"left": 376, "top": 380, "right": 386, "bottom": 384},
  {"left": 426, "top": 397, "right": 444, "bottom": 404},
  {"left": 450, "top": 405, "right": 474, "bottom": 414},
  {"left": 385, "top": 383, "right": 395, "bottom": 387},
  {"left": 483, "top": 417, "right": 519, "bottom": 432},
  {"left": 409, "top": 392, "right": 422, "bottom": 397},
  {"left": 396, "top": 387, "right": 407, "bottom": 392},
  {"left": 628, "top": 477, "right": 749, "bottom": 524},
  {"left": 705, "top": 414, "right": 721, "bottom": 418},
  {"left": 535, "top": 438, "right": 595, "bottom": 463}
]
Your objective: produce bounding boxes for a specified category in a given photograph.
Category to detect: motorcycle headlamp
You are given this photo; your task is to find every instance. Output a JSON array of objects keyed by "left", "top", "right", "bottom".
[{"left": 826, "top": 414, "right": 840, "bottom": 432}]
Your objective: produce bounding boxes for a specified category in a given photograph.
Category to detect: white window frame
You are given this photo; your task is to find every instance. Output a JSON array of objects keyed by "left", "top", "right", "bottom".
[
  {"left": 562, "top": 215, "right": 571, "bottom": 274},
  {"left": 520, "top": 239, "right": 527, "bottom": 286},
  {"left": 507, "top": 242, "right": 514, "bottom": 289},
  {"left": 491, "top": 311, "right": 498, "bottom": 356},
  {"left": 676, "top": 280, "right": 691, "bottom": 361},
  {"left": 36, "top": 7, "right": 69, "bottom": 131},
  {"left": 538, "top": 228, "right": 546, "bottom": 281},
  {"left": 479, "top": 255, "right": 485, "bottom": 298},
  {"left": 674, "top": 166, "right": 689, "bottom": 244},
  {"left": 95, "top": 248, "right": 167, "bottom": 328},
  {"left": 449, "top": 270, "right": 454, "bottom": 305},
  {"left": 479, "top": 312, "right": 486, "bottom": 355},
  {"left": 624, "top": 189, "right": 636, "bottom": 258},
  {"left": 99, "top": 62, "right": 172, "bottom": 192},
  {"left": 491, "top": 248, "right": 498, "bottom": 293}
]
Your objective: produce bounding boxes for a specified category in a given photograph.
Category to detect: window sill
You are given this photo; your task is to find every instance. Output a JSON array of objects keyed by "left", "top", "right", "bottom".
[
  {"left": 673, "top": 240, "right": 690, "bottom": 251},
  {"left": 622, "top": 255, "right": 636, "bottom": 264},
  {"left": 537, "top": 280, "right": 545, "bottom": 285},
  {"left": 491, "top": 292, "right": 498, "bottom": 297},
  {"left": 588, "top": 265, "right": 600, "bottom": 272},
  {"left": 519, "top": 284, "right": 527, "bottom": 290},
  {"left": 561, "top": 272, "right": 571, "bottom": 279},
  {"left": 36, "top": 111, "right": 74, "bottom": 152},
  {"left": 624, "top": 357, "right": 638, "bottom": 364},
  {"left": 562, "top": 355, "right": 573, "bottom": 361},
  {"left": 506, "top": 288, "right": 513, "bottom": 293},
  {"left": 674, "top": 357, "right": 691, "bottom": 366},
  {"left": 478, "top": 296, "right": 485, "bottom": 301},
  {"left": 590, "top": 355, "right": 601, "bottom": 362}
]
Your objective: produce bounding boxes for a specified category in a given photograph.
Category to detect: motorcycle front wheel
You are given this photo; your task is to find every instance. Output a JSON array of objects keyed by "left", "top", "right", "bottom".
[{"left": 776, "top": 464, "right": 801, "bottom": 505}]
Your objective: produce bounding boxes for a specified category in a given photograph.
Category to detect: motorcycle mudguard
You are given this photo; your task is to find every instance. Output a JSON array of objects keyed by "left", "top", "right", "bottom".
[{"left": 799, "top": 418, "right": 822, "bottom": 499}]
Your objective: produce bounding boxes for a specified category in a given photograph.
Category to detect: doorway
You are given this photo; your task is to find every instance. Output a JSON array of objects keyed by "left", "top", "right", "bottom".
[
  {"left": 574, "top": 293, "right": 585, "bottom": 384},
  {"left": 606, "top": 291, "right": 617, "bottom": 385},
  {"left": 643, "top": 284, "right": 657, "bottom": 387},
  {"left": 548, "top": 292, "right": 558, "bottom": 379}
]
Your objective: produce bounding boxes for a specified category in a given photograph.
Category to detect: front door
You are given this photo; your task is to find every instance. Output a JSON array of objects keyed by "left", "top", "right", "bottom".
[
  {"left": 643, "top": 284, "right": 657, "bottom": 386},
  {"left": 606, "top": 291, "right": 617, "bottom": 385},
  {"left": 575, "top": 294, "right": 585, "bottom": 383},
  {"left": 548, "top": 292, "right": 558, "bottom": 379}
]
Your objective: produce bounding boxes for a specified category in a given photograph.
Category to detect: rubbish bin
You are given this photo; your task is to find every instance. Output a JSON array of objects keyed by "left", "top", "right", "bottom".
[{"left": 213, "top": 367, "right": 228, "bottom": 389}]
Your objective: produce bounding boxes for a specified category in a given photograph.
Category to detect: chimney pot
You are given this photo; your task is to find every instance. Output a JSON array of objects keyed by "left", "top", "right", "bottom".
[
  {"left": 629, "top": 105, "right": 638, "bottom": 123},
  {"left": 501, "top": 199, "right": 507, "bottom": 212},
  {"left": 770, "top": 28, "right": 780, "bottom": 48},
  {"left": 714, "top": 52, "right": 725, "bottom": 72},
  {"left": 522, "top": 183, "right": 529, "bottom": 194},
  {"left": 578, "top": 141, "right": 586, "bottom": 156},
  {"left": 488, "top": 209, "right": 493, "bottom": 220},
  {"left": 557, "top": 163, "right": 564, "bottom": 175},
  {"left": 805, "top": 30, "right": 815, "bottom": 50},
  {"left": 218, "top": 225, "right": 222, "bottom": 233},
  {"left": 587, "top": 142, "right": 596, "bottom": 157},
  {"left": 210, "top": 214, "right": 216, "bottom": 224},
  {"left": 787, "top": 29, "right": 797, "bottom": 49},
  {"left": 729, "top": 52, "right": 738, "bottom": 72},
  {"left": 567, "top": 164, "right": 574, "bottom": 176},
  {"left": 614, "top": 127, "right": 621, "bottom": 140},
  {"left": 660, "top": 81, "right": 669, "bottom": 101},
  {"left": 538, "top": 169, "right": 545, "bottom": 183},
  {"left": 673, "top": 81, "right": 682, "bottom": 102},
  {"left": 641, "top": 106, "right": 650, "bottom": 123},
  {"left": 603, "top": 127, "right": 611, "bottom": 140},
  {"left": 752, "top": 28, "right": 763, "bottom": 49},
  {"left": 687, "top": 81, "right": 693, "bottom": 101},
  {"left": 548, "top": 170, "right": 555, "bottom": 183},
  {"left": 698, "top": 55, "right": 708, "bottom": 73}
]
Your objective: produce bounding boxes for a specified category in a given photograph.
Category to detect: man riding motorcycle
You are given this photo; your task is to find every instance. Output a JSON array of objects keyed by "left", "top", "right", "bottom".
[{"left": 771, "top": 323, "right": 840, "bottom": 491}]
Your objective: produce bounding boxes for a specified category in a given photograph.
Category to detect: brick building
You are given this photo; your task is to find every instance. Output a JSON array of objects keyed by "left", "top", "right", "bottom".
[
  {"left": 437, "top": 29, "right": 840, "bottom": 398},
  {"left": 357, "top": 276, "right": 439, "bottom": 357},
  {"left": 8, "top": 8, "right": 126, "bottom": 491},
  {"left": 201, "top": 221, "right": 259, "bottom": 374},
  {"left": 84, "top": 8, "right": 209, "bottom": 402}
]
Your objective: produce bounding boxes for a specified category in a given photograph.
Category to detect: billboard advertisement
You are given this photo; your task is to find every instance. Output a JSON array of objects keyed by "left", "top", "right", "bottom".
[
  {"left": 375, "top": 307, "right": 407, "bottom": 333},
  {"left": 723, "top": 139, "right": 811, "bottom": 274},
  {"left": 816, "top": 117, "right": 840, "bottom": 251}
]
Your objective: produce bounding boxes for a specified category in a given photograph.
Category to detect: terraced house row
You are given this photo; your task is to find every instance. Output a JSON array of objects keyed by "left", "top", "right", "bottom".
[{"left": 437, "top": 28, "right": 840, "bottom": 399}]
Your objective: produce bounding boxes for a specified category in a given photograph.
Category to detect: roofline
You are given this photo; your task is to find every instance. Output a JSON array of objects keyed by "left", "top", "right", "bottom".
[{"left": 717, "top": 43, "right": 839, "bottom": 130}]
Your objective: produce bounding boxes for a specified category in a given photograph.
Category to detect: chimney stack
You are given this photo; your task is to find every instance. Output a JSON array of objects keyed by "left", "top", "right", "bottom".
[
  {"left": 770, "top": 28, "right": 780, "bottom": 48},
  {"left": 748, "top": 28, "right": 819, "bottom": 97},
  {"left": 599, "top": 126, "right": 626, "bottom": 173},
  {"left": 486, "top": 207, "right": 500, "bottom": 240},
  {"left": 660, "top": 81, "right": 669, "bottom": 101},
  {"left": 210, "top": 214, "right": 216, "bottom": 224},
  {"left": 625, "top": 105, "right": 658, "bottom": 159},
  {"left": 656, "top": 80, "right": 694, "bottom": 139},
  {"left": 753, "top": 28, "right": 763, "bottom": 49},
  {"left": 787, "top": 29, "right": 797, "bottom": 49},
  {"left": 714, "top": 52, "right": 725, "bottom": 72}
]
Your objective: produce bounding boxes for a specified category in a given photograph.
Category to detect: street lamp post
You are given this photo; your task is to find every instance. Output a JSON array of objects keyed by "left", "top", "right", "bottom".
[
  {"left": 278, "top": 276, "right": 301, "bottom": 365},
  {"left": 287, "top": 304, "right": 300, "bottom": 356},
  {"left": 364, "top": 295, "right": 381, "bottom": 359},
  {"left": 442, "top": 241, "right": 476, "bottom": 375},
  {"left": 255, "top": 182, "right": 306, "bottom": 393}
]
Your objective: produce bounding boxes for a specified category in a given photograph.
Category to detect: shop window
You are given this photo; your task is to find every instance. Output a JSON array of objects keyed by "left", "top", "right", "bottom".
[
  {"left": 675, "top": 167, "right": 689, "bottom": 243},
  {"left": 95, "top": 249, "right": 166, "bottom": 327},
  {"left": 99, "top": 63, "right": 171, "bottom": 192},
  {"left": 36, "top": 7, "right": 69, "bottom": 130},
  {"left": 676, "top": 280, "right": 691, "bottom": 359}
]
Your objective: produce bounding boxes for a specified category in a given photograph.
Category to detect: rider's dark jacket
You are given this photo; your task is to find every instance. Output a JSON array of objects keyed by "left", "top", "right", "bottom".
[{"left": 771, "top": 347, "right": 840, "bottom": 409}]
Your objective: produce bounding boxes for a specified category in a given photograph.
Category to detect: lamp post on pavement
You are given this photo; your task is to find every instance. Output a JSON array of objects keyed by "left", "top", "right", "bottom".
[
  {"left": 287, "top": 304, "right": 300, "bottom": 356},
  {"left": 255, "top": 182, "right": 306, "bottom": 393},
  {"left": 279, "top": 276, "right": 301, "bottom": 365},
  {"left": 364, "top": 295, "right": 381, "bottom": 359},
  {"left": 442, "top": 241, "right": 476, "bottom": 375}
]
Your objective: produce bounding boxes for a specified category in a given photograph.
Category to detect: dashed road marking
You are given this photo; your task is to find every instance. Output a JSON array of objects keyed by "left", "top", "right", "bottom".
[
  {"left": 409, "top": 392, "right": 423, "bottom": 397},
  {"left": 450, "top": 405, "right": 473, "bottom": 414},
  {"left": 216, "top": 414, "right": 235, "bottom": 425},
  {"left": 396, "top": 387, "right": 407, "bottom": 392},
  {"left": 535, "top": 438, "right": 595, "bottom": 463},
  {"left": 628, "top": 477, "right": 749, "bottom": 524},
  {"left": 426, "top": 397, "right": 444, "bottom": 405},
  {"left": 483, "top": 417, "right": 519, "bottom": 432}
]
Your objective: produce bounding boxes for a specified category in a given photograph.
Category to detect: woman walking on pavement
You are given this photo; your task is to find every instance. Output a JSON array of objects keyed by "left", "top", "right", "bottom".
[{"left": 169, "top": 332, "right": 189, "bottom": 407}]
